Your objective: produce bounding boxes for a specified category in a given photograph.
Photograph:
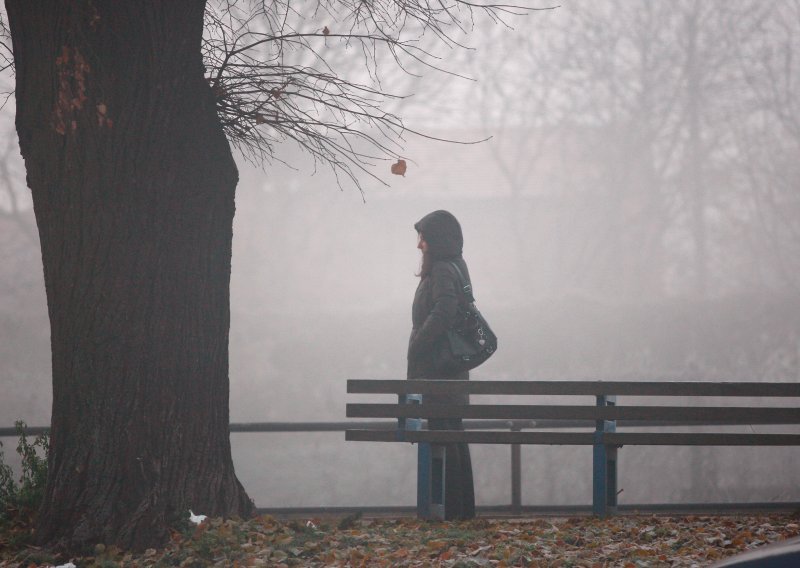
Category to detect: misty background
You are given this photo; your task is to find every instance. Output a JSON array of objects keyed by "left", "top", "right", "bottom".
[{"left": 2, "top": 1, "right": 799, "bottom": 509}]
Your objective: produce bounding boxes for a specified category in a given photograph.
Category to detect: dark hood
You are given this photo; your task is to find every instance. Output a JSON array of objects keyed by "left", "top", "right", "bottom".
[{"left": 414, "top": 210, "right": 463, "bottom": 260}]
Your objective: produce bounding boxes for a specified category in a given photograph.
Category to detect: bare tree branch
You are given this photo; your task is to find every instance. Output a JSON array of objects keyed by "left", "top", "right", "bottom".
[{"left": 202, "top": 0, "right": 552, "bottom": 192}]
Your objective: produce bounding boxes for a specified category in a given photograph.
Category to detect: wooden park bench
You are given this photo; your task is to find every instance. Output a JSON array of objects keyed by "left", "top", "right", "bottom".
[{"left": 345, "top": 379, "right": 800, "bottom": 519}]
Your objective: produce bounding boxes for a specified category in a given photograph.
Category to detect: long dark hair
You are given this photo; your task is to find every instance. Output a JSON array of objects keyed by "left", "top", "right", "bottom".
[{"left": 417, "top": 249, "right": 433, "bottom": 279}]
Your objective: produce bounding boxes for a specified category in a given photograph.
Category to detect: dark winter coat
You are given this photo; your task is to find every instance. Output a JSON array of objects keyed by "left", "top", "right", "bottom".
[
  {"left": 407, "top": 211, "right": 471, "bottom": 403},
  {"left": 407, "top": 210, "right": 476, "bottom": 520}
]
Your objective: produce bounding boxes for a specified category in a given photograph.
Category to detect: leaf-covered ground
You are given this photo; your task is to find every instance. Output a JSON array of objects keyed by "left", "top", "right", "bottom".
[{"left": 2, "top": 513, "right": 799, "bottom": 567}]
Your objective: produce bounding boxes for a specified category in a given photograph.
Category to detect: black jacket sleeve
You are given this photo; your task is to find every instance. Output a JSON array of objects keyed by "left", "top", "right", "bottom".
[{"left": 408, "top": 262, "right": 460, "bottom": 359}]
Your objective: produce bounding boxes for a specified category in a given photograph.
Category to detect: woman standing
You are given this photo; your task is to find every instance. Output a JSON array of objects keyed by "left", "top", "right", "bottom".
[{"left": 407, "top": 210, "right": 476, "bottom": 520}]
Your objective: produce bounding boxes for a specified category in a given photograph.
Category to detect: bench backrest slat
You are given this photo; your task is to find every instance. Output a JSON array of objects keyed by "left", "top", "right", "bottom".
[
  {"left": 346, "top": 402, "right": 800, "bottom": 424},
  {"left": 346, "top": 429, "right": 800, "bottom": 446},
  {"left": 346, "top": 429, "right": 597, "bottom": 445},
  {"left": 347, "top": 379, "right": 800, "bottom": 397}
]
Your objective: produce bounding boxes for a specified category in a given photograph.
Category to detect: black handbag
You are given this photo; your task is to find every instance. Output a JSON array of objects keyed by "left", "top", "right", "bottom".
[{"left": 433, "top": 262, "right": 498, "bottom": 374}]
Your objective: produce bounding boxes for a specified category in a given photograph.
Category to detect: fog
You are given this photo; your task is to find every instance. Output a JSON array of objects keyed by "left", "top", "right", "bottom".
[{"left": 2, "top": 1, "right": 799, "bottom": 509}]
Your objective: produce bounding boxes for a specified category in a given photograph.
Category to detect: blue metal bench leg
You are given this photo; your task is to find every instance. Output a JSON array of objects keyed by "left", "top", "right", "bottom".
[
  {"left": 593, "top": 436, "right": 618, "bottom": 517},
  {"left": 593, "top": 394, "right": 618, "bottom": 517},
  {"left": 417, "top": 442, "right": 446, "bottom": 520}
]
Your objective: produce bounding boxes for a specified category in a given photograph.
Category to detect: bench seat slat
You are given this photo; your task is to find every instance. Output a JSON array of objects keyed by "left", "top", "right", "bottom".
[
  {"left": 345, "top": 429, "right": 800, "bottom": 446},
  {"left": 347, "top": 379, "right": 800, "bottom": 397},
  {"left": 346, "top": 403, "right": 800, "bottom": 424}
]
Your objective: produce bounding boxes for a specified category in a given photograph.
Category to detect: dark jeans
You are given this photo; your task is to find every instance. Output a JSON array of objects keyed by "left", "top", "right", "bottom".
[{"left": 428, "top": 417, "right": 476, "bottom": 520}]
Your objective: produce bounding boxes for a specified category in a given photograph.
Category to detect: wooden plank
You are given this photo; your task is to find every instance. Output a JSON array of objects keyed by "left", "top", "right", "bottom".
[
  {"left": 345, "top": 429, "right": 597, "bottom": 445},
  {"left": 605, "top": 432, "right": 800, "bottom": 446},
  {"left": 347, "top": 379, "right": 800, "bottom": 397},
  {"left": 346, "top": 403, "right": 800, "bottom": 424},
  {"left": 345, "top": 429, "right": 800, "bottom": 446}
]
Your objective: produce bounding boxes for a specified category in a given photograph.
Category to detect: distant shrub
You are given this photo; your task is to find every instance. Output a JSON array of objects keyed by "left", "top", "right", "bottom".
[{"left": 0, "top": 420, "right": 49, "bottom": 525}]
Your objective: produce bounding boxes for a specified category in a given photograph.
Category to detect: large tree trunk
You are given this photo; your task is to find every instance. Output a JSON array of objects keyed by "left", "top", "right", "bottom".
[{"left": 6, "top": 1, "right": 254, "bottom": 551}]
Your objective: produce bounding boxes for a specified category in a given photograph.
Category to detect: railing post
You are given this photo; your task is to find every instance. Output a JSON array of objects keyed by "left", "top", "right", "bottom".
[
  {"left": 510, "top": 422, "right": 521, "bottom": 514},
  {"left": 593, "top": 394, "right": 618, "bottom": 517}
]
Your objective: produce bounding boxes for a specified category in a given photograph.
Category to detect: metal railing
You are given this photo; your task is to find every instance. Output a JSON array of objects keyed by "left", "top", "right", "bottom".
[
  {"left": 3, "top": 419, "right": 799, "bottom": 514},
  {"left": 0, "top": 419, "right": 544, "bottom": 511}
]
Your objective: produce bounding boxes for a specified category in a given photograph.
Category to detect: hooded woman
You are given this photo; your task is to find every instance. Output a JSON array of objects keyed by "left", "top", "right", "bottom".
[{"left": 408, "top": 210, "right": 475, "bottom": 520}]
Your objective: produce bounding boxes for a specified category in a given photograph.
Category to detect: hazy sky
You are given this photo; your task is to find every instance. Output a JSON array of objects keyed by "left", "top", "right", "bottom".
[{"left": 2, "top": 0, "right": 799, "bottom": 509}]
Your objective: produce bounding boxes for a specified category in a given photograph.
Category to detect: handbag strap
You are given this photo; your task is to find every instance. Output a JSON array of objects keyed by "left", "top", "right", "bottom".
[{"left": 448, "top": 261, "right": 476, "bottom": 304}]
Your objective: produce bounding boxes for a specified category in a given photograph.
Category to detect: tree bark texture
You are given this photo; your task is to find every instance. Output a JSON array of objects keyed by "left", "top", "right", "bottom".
[{"left": 5, "top": 1, "right": 254, "bottom": 551}]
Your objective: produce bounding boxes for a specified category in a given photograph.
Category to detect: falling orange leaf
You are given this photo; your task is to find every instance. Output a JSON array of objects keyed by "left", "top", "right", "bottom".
[{"left": 391, "top": 159, "right": 407, "bottom": 176}]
